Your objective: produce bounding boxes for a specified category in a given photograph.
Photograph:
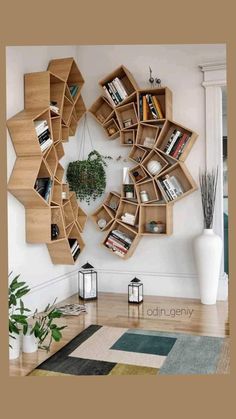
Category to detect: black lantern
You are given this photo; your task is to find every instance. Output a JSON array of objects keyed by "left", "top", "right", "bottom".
[
  {"left": 78, "top": 262, "right": 98, "bottom": 300},
  {"left": 128, "top": 277, "right": 143, "bottom": 304}
]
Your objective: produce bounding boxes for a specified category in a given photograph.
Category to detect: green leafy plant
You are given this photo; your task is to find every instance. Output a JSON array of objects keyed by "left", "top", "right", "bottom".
[
  {"left": 9, "top": 273, "right": 31, "bottom": 346},
  {"left": 124, "top": 184, "right": 134, "bottom": 193},
  {"left": 66, "top": 150, "right": 112, "bottom": 204},
  {"left": 26, "top": 299, "right": 67, "bottom": 352}
]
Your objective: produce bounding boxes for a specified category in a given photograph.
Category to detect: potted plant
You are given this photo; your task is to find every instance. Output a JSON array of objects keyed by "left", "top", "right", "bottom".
[
  {"left": 9, "top": 273, "right": 31, "bottom": 359},
  {"left": 124, "top": 184, "right": 134, "bottom": 198},
  {"left": 193, "top": 169, "right": 223, "bottom": 305}
]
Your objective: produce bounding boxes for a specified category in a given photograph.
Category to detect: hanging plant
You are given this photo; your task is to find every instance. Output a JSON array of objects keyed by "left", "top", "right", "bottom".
[{"left": 67, "top": 150, "right": 112, "bottom": 204}]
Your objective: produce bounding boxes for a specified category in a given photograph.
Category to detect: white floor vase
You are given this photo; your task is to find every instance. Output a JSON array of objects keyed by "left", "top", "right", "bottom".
[{"left": 194, "top": 229, "right": 223, "bottom": 305}]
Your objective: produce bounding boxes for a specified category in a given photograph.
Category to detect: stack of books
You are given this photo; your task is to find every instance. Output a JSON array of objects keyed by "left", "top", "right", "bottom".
[
  {"left": 103, "top": 77, "right": 129, "bottom": 106},
  {"left": 156, "top": 174, "right": 184, "bottom": 202},
  {"left": 34, "top": 177, "right": 52, "bottom": 202},
  {"left": 163, "top": 129, "right": 190, "bottom": 159},
  {"left": 140, "top": 94, "right": 164, "bottom": 120},
  {"left": 105, "top": 229, "right": 133, "bottom": 257},
  {"left": 121, "top": 212, "right": 135, "bottom": 226},
  {"left": 50, "top": 101, "right": 59, "bottom": 114},
  {"left": 34, "top": 120, "right": 53, "bottom": 152},
  {"left": 69, "top": 85, "right": 79, "bottom": 98},
  {"left": 68, "top": 238, "right": 80, "bottom": 260}
]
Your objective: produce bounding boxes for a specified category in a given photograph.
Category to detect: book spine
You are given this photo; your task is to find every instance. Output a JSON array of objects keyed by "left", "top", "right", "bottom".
[
  {"left": 152, "top": 96, "right": 164, "bottom": 119},
  {"left": 156, "top": 179, "right": 170, "bottom": 202},
  {"left": 151, "top": 96, "right": 160, "bottom": 118},
  {"left": 115, "top": 77, "right": 128, "bottom": 98},
  {"left": 102, "top": 85, "right": 116, "bottom": 107},
  {"left": 107, "top": 83, "right": 119, "bottom": 105},
  {"left": 163, "top": 178, "right": 178, "bottom": 199},
  {"left": 110, "top": 232, "right": 131, "bottom": 247},
  {"left": 108, "top": 81, "right": 121, "bottom": 103},
  {"left": 168, "top": 175, "right": 184, "bottom": 195},
  {"left": 109, "top": 234, "right": 130, "bottom": 249},
  {"left": 38, "top": 130, "right": 50, "bottom": 143},
  {"left": 171, "top": 133, "right": 189, "bottom": 158},
  {"left": 139, "top": 94, "right": 143, "bottom": 120},
  {"left": 106, "top": 239, "right": 127, "bottom": 254},
  {"left": 143, "top": 95, "right": 148, "bottom": 120},
  {"left": 146, "top": 94, "right": 157, "bottom": 119},
  {"left": 161, "top": 181, "right": 172, "bottom": 201},
  {"left": 107, "top": 238, "right": 128, "bottom": 253},
  {"left": 44, "top": 179, "right": 52, "bottom": 202},
  {"left": 72, "top": 244, "right": 80, "bottom": 256},
  {"left": 36, "top": 123, "right": 49, "bottom": 136},
  {"left": 40, "top": 138, "right": 53, "bottom": 152},
  {"left": 165, "top": 130, "right": 182, "bottom": 154},
  {"left": 113, "top": 78, "right": 125, "bottom": 100}
]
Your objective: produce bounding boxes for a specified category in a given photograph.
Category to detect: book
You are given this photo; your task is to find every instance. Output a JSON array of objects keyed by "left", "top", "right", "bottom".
[
  {"left": 109, "top": 81, "right": 122, "bottom": 103},
  {"left": 143, "top": 95, "right": 148, "bottom": 120},
  {"left": 156, "top": 179, "right": 170, "bottom": 202},
  {"left": 72, "top": 244, "right": 80, "bottom": 256},
  {"left": 69, "top": 85, "right": 79, "bottom": 97},
  {"left": 102, "top": 85, "right": 116, "bottom": 107},
  {"left": 146, "top": 94, "right": 158, "bottom": 119},
  {"left": 50, "top": 105, "right": 60, "bottom": 113},
  {"left": 107, "top": 237, "right": 128, "bottom": 253},
  {"left": 68, "top": 238, "right": 78, "bottom": 252},
  {"left": 111, "top": 229, "right": 132, "bottom": 245},
  {"left": 106, "top": 240, "right": 127, "bottom": 256},
  {"left": 38, "top": 129, "right": 50, "bottom": 144},
  {"left": 44, "top": 179, "right": 52, "bottom": 202},
  {"left": 139, "top": 94, "right": 143, "bottom": 120},
  {"left": 164, "top": 130, "right": 182, "bottom": 154},
  {"left": 106, "top": 83, "right": 119, "bottom": 106},
  {"left": 171, "top": 133, "right": 190, "bottom": 158},
  {"left": 152, "top": 96, "right": 164, "bottom": 119},
  {"left": 40, "top": 138, "right": 53, "bottom": 152},
  {"left": 73, "top": 248, "right": 81, "bottom": 260},
  {"left": 114, "top": 77, "right": 128, "bottom": 98},
  {"left": 109, "top": 233, "right": 130, "bottom": 249},
  {"left": 34, "top": 120, "right": 48, "bottom": 135},
  {"left": 162, "top": 178, "right": 178, "bottom": 199},
  {"left": 168, "top": 175, "right": 184, "bottom": 196}
]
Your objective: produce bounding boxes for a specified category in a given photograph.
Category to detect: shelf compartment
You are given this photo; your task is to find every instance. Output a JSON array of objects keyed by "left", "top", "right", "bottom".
[
  {"left": 55, "top": 162, "right": 64, "bottom": 182},
  {"left": 136, "top": 179, "right": 160, "bottom": 204},
  {"left": 51, "top": 116, "right": 61, "bottom": 143},
  {"left": 139, "top": 204, "right": 173, "bottom": 235},
  {"left": 51, "top": 206, "right": 66, "bottom": 240},
  {"left": 26, "top": 208, "right": 51, "bottom": 243},
  {"left": 51, "top": 178, "right": 62, "bottom": 206},
  {"left": 47, "top": 222, "right": 84, "bottom": 264},
  {"left": 76, "top": 206, "right": 87, "bottom": 232},
  {"left": 74, "top": 94, "right": 86, "bottom": 122},
  {"left": 142, "top": 149, "right": 168, "bottom": 178},
  {"left": 116, "top": 200, "right": 139, "bottom": 228},
  {"left": 89, "top": 96, "right": 113, "bottom": 125},
  {"left": 62, "top": 96, "right": 73, "bottom": 126},
  {"left": 155, "top": 119, "right": 198, "bottom": 161},
  {"left": 121, "top": 183, "right": 138, "bottom": 202},
  {"left": 62, "top": 200, "right": 75, "bottom": 228},
  {"left": 24, "top": 71, "right": 65, "bottom": 115},
  {"left": 99, "top": 65, "right": 139, "bottom": 108},
  {"left": 136, "top": 123, "right": 161, "bottom": 149},
  {"left": 120, "top": 129, "right": 136, "bottom": 146},
  {"left": 128, "top": 145, "right": 148, "bottom": 164},
  {"left": 129, "top": 164, "right": 149, "bottom": 184},
  {"left": 104, "top": 191, "right": 121, "bottom": 214},
  {"left": 103, "top": 118, "right": 120, "bottom": 139},
  {"left": 61, "top": 125, "right": 69, "bottom": 142},
  {"left": 7, "top": 108, "right": 52, "bottom": 157},
  {"left": 103, "top": 220, "right": 140, "bottom": 259},
  {"left": 91, "top": 204, "right": 114, "bottom": 231},
  {"left": 115, "top": 102, "right": 138, "bottom": 129},
  {"left": 48, "top": 57, "right": 84, "bottom": 100},
  {"left": 45, "top": 145, "right": 57, "bottom": 177},
  {"left": 137, "top": 87, "right": 172, "bottom": 122},
  {"left": 8, "top": 156, "right": 52, "bottom": 208},
  {"left": 155, "top": 162, "right": 197, "bottom": 203},
  {"left": 55, "top": 141, "right": 65, "bottom": 160}
]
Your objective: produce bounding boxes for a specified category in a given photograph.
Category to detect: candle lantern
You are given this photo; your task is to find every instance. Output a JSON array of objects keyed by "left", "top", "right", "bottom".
[
  {"left": 128, "top": 277, "right": 143, "bottom": 304},
  {"left": 78, "top": 262, "right": 98, "bottom": 300}
]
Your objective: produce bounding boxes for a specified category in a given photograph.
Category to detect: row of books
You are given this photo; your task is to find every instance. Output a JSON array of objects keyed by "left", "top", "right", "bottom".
[
  {"left": 69, "top": 84, "right": 79, "bottom": 98},
  {"left": 156, "top": 174, "right": 184, "bottom": 202},
  {"left": 120, "top": 212, "right": 136, "bottom": 226},
  {"left": 105, "top": 229, "right": 133, "bottom": 258},
  {"left": 34, "top": 119, "right": 53, "bottom": 152},
  {"left": 163, "top": 129, "right": 190, "bottom": 159},
  {"left": 34, "top": 177, "right": 52, "bottom": 202},
  {"left": 103, "top": 77, "right": 129, "bottom": 106},
  {"left": 68, "top": 238, "right": 81, "bottom": 260},
  {"left": 140, "top": 94, "right": 164, "bottom": 120}
]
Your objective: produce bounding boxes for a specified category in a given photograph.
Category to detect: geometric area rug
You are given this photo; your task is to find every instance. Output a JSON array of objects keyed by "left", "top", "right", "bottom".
[{"left": 28, "top": 325, "right": 230, "bottom": 376}]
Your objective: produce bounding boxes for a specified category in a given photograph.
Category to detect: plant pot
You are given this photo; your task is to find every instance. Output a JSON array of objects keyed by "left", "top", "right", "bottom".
[
  {"left": 193, "top": 229, "right": 223, "bottom": 305},
  {"left": 9, "top": 332, "right": 21, "bottom": 360},
  {"left": 22, "top": 327, "right": 38, "bottom": 353}
]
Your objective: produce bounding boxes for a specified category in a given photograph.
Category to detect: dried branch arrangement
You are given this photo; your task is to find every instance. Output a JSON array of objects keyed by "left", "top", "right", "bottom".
[{"left": 199, "top": 168, "right": 218, "bottom": 229}]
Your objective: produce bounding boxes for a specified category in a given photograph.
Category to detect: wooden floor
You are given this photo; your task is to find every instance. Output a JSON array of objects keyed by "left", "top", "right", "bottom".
[{"left": 9, "top": 292, "right": 229, "bottom": 376}]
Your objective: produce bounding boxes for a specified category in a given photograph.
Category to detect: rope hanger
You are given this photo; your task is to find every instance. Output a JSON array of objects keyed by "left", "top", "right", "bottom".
[{"left": 78, "top": 112, "right": 94, "bottom": 160}]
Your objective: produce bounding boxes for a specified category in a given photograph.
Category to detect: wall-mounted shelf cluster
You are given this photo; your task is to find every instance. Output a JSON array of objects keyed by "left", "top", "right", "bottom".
[
  {"left": 7, "top": 57, "right": 87, "bottom": 265},
  {"left": 89, "top": 65, "right": 198, "bottom": 259}
]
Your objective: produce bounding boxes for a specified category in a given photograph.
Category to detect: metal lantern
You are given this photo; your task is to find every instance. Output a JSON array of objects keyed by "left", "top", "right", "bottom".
[
  {"left": 128, "top": 277, "right": 143, "bottom": 304},
  {"left": 78, "top": 262, "right": 98, "bottom": 300}
]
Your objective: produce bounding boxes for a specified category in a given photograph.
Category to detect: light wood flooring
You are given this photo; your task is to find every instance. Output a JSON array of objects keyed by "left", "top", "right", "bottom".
[{"left": 9, "top": 292, "right": 229, "bottom": 376}]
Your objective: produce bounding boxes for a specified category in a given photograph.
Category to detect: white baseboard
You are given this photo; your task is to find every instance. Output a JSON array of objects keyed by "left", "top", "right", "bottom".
[{"left": 23, "top": 268, "right": 228, "bottom": 311}]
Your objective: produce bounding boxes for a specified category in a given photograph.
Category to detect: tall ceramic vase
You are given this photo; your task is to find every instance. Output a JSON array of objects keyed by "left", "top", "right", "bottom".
[
  {"left": 194, "top": 229, "right": 223, "bottom": 305},
  {"left": 9, "top": 332, "right": 21, "bottom": 360}
]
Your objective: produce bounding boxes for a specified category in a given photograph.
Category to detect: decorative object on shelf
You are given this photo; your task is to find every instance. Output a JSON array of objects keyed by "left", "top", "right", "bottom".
[
  {"left": 124, "top": 118, "right": 132, "bottom": 128},
  {"left": 146, "top": 220, "right": 165, "bottom": 233},
  {"left": 107, "top": 126, "right": 116, "bottom": 135},
  {"left": 128, "top": 277, "right": 143, "bottom": 303},
  {"left": 51, "top": 223, "right": 60, "bottom": 240},
  {"left": 147, "top": 160, "right": 162, "bottom": 176},
  {"left": 124, "top": 184, "right": 134, "bottom": 199},
  {"left": 193, "top": 168, "right": 222, "bottom": 305},
  {"left": 97, "top": 218, "right": 107, "bottom": 229},
  {"left": 78, "top": 262, "right": 98, "bottom": 300},
  {"left": 140, "top": 190, "right": 149, "bottom": 203},
  {"left": 89, "top": 65, "right": 198, "bottom": 259}
]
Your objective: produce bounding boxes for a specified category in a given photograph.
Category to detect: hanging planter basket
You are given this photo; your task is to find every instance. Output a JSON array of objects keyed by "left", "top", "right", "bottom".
[{"left": 66, "top": 114, "right": 112, "bottom": 204}]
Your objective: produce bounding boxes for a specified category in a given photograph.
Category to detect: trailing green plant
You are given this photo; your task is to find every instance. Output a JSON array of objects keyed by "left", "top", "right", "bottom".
[
  {"left": 66, "top": 150, "right": 112, "bottom": 204},
  {"left": 9, "top": 273, "right": 31, "bottom": 346},
  {"left": 25, "top": 299, "right": 67, "bottom": 352}
]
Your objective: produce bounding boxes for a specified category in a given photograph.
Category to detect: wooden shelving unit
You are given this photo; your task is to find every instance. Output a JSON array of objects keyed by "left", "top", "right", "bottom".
[
  {"left": 7, "top": 57, "right": 87, "bottom": 265},
  {"left": 89, "top": 65, "right": 199, "bottom": 259}
]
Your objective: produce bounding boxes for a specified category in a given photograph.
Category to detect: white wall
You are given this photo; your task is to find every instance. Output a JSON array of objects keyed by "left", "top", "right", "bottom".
[{"left": 7, "top": 44, "right": 227, "bottom": 311}]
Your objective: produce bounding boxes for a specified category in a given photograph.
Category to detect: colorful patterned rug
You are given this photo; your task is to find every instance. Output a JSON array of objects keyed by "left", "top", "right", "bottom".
[{"left": 28, "top": 325, "right": 230, "bottom": 376}]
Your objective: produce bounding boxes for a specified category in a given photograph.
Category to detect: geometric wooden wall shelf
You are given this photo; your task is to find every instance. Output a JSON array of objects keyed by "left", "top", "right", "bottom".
[
  {"left": 7, "top": 57, "right": 87, "bottom": 265},
  {"left": 89, "top": 65, "right": 198, "bottom": 259}
]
